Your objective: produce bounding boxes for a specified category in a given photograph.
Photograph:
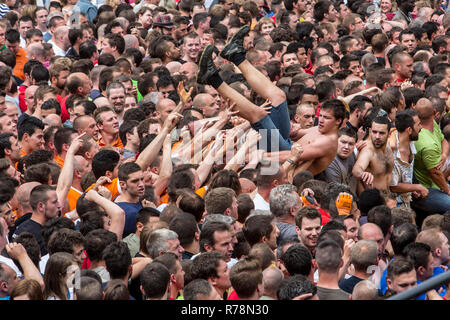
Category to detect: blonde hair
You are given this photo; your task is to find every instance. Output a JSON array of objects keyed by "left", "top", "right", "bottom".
[
  {"left": 254, "top": 17, "right": 275, "bottom": 33},
  {"left": 21, "top": 5, "right": 38, "bottom": 19},
  {"left": 10, "top": 279, "right": 44, "bottom": 300}
]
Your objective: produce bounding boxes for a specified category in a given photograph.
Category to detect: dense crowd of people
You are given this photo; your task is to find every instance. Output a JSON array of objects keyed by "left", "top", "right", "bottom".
[{"left": 0, "top": 0, "right": 448, "bottom": 301}]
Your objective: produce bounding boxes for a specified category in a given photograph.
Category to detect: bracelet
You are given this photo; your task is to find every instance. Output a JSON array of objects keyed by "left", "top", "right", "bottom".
[{"left": 286, "top": 158, "right": 295, "bottom": 165}]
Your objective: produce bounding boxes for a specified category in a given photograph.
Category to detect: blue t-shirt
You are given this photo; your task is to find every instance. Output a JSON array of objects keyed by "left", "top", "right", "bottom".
[
  {"left": 380, "top": 262, "right": 448, "bottom": 299},
  {"left": 116, "top": 202, "right": 142, "bottom": 238}
]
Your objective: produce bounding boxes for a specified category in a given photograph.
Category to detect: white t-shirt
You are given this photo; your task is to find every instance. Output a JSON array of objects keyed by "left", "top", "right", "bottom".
[{"left": 253, "top": 193, "right": 270, "bottom": 211}]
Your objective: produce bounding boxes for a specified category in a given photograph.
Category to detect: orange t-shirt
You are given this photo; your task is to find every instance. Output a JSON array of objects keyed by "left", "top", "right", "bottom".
[
  {"left": 171, "top": 139, "right": 183, "bottom": 152},
  {"left": 196, "top": 186, "right": 207, "bottom": 198},
  {"left": 86, "top": 177, "right": 121, "bottom": 200},
  {"left": 160, "top": 186, "right": 207, "bottom": 205},
  {"left": 67, "top": 186, "right": 83, "bottom": 212},
  {"left": 13, "top": 47, "right": 27, "bottom": 81},
  {"left": 97, "top": 136, "right": 124, "bottom": 149},
  {"left": 54, "top": 154, "right": 64, "bottom": 169}
]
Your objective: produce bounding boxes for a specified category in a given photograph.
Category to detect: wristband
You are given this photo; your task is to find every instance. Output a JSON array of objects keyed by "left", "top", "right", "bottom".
[{"left": 286, "top": 158, "right": 295, "bottom": 165}]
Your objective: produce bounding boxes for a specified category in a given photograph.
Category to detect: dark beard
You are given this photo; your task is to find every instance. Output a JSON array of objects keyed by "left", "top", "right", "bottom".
[{"left": 113, "top": 105, "right": 124, "bottom": 114}]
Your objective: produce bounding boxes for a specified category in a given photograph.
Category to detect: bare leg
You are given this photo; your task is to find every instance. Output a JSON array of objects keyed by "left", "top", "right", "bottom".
[
  {"left": 236, "top": 60, "right": 286, "bottom": 107},
  {"left": 216, "top": 82, "right": 266, "bottom": 124}
]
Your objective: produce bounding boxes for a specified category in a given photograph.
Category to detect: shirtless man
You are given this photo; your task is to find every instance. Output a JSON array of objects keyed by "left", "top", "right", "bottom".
[
  {"left": 289, "top": 99, "right": 348, "bottom": 177},
  {"left": 196, "top": 26, "right": 347, "bottom": 178},
  {"left": 352, "top": 116, "right": 394, "bottom": 195},
  {"left": 197, "top": 25, "right": 292, "bottom": 153}
]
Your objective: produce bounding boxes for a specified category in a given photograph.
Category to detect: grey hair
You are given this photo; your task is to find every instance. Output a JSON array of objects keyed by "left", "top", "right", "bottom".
[
  {"left": 246, "top": 209, "right": 272, "bottom": 221},
  {"left": 203, "top": 214, "right": 235, "bottom": 226},
  {"left": 0, "top": 263, "right": 9, "bottom": 282},
  {"left": 351, "top": 280, "right": 379, "bottom": 300},
  {"left": 350, "top": 240, "right": 378, "bottom": 272},
  {"left": 106, "top": 81, "right": 126, "bottom": 98},
  {"left": 146, "top": 228, "right": 179, "bottom": 259},
  {"left": 269, "top": 184, "right": 298, "bottom": 218},
  {"left": 361, "top": 53, "right": 378, "bottom": 73}
]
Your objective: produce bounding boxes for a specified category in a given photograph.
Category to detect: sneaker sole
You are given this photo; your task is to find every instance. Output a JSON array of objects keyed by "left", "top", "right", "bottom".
[
  {"left": 220, "top": 25, "right": 250, "bottom": 59},
  {"left": 197, "top": 44, "right": 214, "bottom": 84}
]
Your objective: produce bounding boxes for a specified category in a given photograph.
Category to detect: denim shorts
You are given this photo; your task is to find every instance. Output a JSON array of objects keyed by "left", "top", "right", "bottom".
[{"left": 250, "top": 100, "right": 292, "bottom": 152}]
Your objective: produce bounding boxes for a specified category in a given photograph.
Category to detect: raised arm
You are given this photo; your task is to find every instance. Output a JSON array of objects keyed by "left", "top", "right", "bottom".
[
  {"left": 84, "top": 189, "right": 125, "bottom": 240},
  {"left": 178, "top": 106, "right": 239, "bottom": 160},
  {"left": 152, "top": 135, "right": 173, "bottom": 197},
  {"left": 6, "top": 242, "right": 44, "bottom": 289},
  {"left": 224, "top": 129, "right": 261, "bottom": 172},
  {"left": 196, "top": 139, "right": 222, "bottom": 186},
  {"left": 56, "top": 133, "right": 85, "bottom": 208},
  {"left": 136, "top": 112, "right": 182, "bottom": 171}
]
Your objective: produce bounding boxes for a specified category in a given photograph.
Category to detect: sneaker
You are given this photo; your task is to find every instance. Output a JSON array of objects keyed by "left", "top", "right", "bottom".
[{"left": 220, "top": 25, "right": 250, "bottom": 62}]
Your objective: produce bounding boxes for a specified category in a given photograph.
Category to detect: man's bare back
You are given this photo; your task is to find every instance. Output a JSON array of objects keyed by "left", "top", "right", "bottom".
[{"left": 293, "top": 126, "right": 339, "bottom": 176}]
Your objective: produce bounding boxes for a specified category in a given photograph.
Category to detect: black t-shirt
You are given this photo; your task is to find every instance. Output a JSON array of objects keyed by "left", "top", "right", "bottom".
[
  {"left": 182, "top": 251, "right": 194, "bottom": 260},
  {"left": 128, "top": 252, "right": 146, "bottom": 300},
  {"left": 12, "top": 219, "right": 47, "bottom": 256},
  {"left": 8, "top": 212, "right": 32, "bottom": 242},
  {"left": 338, "top": 276, "right": 364, "bottom": 294}
]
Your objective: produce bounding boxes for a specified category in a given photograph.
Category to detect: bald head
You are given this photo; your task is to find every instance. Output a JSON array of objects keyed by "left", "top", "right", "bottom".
[
  {"left": 54, "top": 26, "right": 70, "bottom": 51},
  {"left": 43, "top": 114, "right": 62, "bottom": 127},
  {"left": 262, "top": 267, "right": 284, "bottom": 298},
  {"left": 359, "top": 223, "right": 383, "bottom": 240},
  {"left": 239, "top": 178, "right": 256, "bottom": 194},
  {"left": 17, "top": 182, "right": 41, "bottom": 213},
  {"left": 93, "top": 97, "right": 110, "bottom": 109},
  {"left": 415, "top": 98, "right": 434, "bottom": 121},
  {"left": 192, "top": 93, "right": 218, "bottom": 117},
  {"left": 358, "top": 223, "right": 384, "bottom": 256},
  {"left": 26, "top": 43, "right": 45, "bottom": 61},
  {"left": 179, "top": 62, "right": 199, "bottom": 80},
  {"left": 156, "top": 98, "right": 176, "bottom": 123},
  {"left": 54, "top": 26, "right": 69, "bottom": 39},
  {"left": 166, "top": 61, "right": 182, "bottom": 75},
  {"left": 192, "top": 93, "right": 210, "bottom": 108},
  {"left": 351, "top": 280, "right": 379, "bottom": 300}
]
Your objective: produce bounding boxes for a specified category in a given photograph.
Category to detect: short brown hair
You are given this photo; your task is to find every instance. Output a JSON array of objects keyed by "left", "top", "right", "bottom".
[
  {"left": 371, "top": 33, "right": 389, "bottom": 53},
  {"left": 34, "top": 85, "right": 57, "bottom": 105},
  {"left": 421, "top": 214, "right": 444, "bottom": 231},
  {"left": 416, "top": 228, "right": 445, "bottom": 252},
  {"left": 295, "top": 206, "right": 322, "bottom": 229},
  {"left": 204, "top": 187, "right": 236, "bottom": 215},
  {"left": 229, "top": 256, "right": 262, "bottom": 299},
  {"left": 93, "top": 106, "right": 114, "bottom": 125},
  {"left": 10, "top": 279, "right": 44, "bottom": 300},
  {"left": 49, "top": 63, "right": 70, "bottom": 80}
]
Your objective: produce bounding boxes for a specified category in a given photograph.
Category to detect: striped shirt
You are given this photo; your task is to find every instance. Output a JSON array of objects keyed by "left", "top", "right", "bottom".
[{"left": 0, "top": 3, "right": 10, "bottom": 19}]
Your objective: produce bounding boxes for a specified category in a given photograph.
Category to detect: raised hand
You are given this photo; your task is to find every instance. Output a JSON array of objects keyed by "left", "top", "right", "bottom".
[
  {"left": 94, "top": 176, "right": 112, "bottom": 191},
  {"left": 6, "top": 242, "right": 27, "bottom": 260},
  {"left": 222, "top": 103, "right": 239, "bottom": 122},
  {"left": 335, "top": 192, "right": 353, "bottom": 215},
  {"left": 67, "top": 132, "right": 86, "bottom": 155},
  {"left": 245, "top": 129, "right": 262, "bottom": 146},
  {"left": 163, "top": 112, "right": 183, "bottom": 132},
  {"left": 177, "top": 81, "right": 194, "bottom": 105}
]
